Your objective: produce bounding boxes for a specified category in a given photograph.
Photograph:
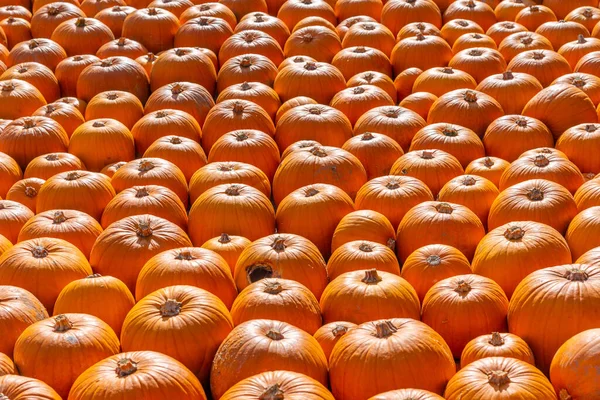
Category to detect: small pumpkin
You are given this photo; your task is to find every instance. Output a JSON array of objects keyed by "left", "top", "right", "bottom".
[
  {"left": 515, "top": 5, "right": 557, "bottom": 31},
  {"left": 95, "top": 37, "right": 148, "bottom": 60},
  {"left": 274, "top": 60, "right": 346, "bottom": 104},
  {"left": 122, "top": 7, "right": 180, "bottom": 54},
  {"left": 327, "top": 240, "right": 399, "bottom": 279},
  {"left": 201, "top": 234, "right": 251, "bottom": 274},
  {"left": 313, "top": 321, "right": 356, "bottom": 360},
  {"left": 461, "top": 332, "right": 535, "bottom": 368},
  {"left": 217, "top": 54, "right": 278, "bottom": 93},
  {"left": 486, "top": 21, "right": 528, "bottom": 45},
  {"left": 32, "top": 102, "right": 85, "bottom": 138},
  {"left": 465, "top": 156, "right": 510, "bottom": 187},
  {"left": 6, "top": 177, "right": 44, "bottom": 213},
  {"left": 390, "top": 33, "right": 453, "bottom": 75},
  {"left": 216, "top": 82, "right": 281, "bottom": 120}
]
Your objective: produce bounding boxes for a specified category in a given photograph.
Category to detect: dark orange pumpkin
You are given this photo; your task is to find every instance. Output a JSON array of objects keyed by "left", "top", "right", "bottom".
[
  {"left": 50, "top": 17, "right": 114, "bottom": 57},
  {"left": 122, "top": 7, "right": 180, "bottom": 54},
  {"left": 54, "top": 54, "right": 98, "bottom": 97}
]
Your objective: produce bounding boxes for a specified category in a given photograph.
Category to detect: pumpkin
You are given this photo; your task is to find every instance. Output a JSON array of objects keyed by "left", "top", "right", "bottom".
[
  {"left": 90, "top": 214, "right": 191, "bottom": 292},
  {"left": 54, "top": 274, "right": 133, "bottom": 337},
  {"left": 201, "top": 234, "right": 250, "bottom": 274},
  {"left": 335, "top": 0, "right": 382, "bottom": 21},
  {"left": 69, "top": 351, "right": 207, "bottom": 400},
  {"left": 390, "top": 149, "right": 464, "bottom": 197},
  {"left": 189, "top": 183, "right": 275, "bottom": 246},
  {"left": 276, "top": 183, "right": 354, "bottom": 259},
  {"left": 390, "top": 34, "right": 454, "bottom": 75},
  {"left": 397, "top": 21, "right": 442, "bottom": 41},
  {"left": 461, "top": 332, "right": 535, "bottom": 368},
  {"left": 472, "top": 221, "right": 572, "bottom": 298},
  {"left": 111, "top": 158, "right": 188, "bottom": 206},
  {"left": 498, "top": 32, "right": 553, "bottom": 62},
  {"left": 274, "top": 60, "right": 346, "bottom": 104},
  {"left": 443, "top": 0, "right": 496, "bottom": 31},
  {"left": 0, "top": 79, "right": 46, "bottom": 120},
  {"left": 85, "top": 91, "right": 143, "bottom": 130},
  {"left": 80, "top": 0, "right": 125, "bottom": 17},
  {"left": 0, "top": 152, "right": 21, "bottom": 198},
  {"left": 95, "top": 5, "right": 136, "bottom": 38},
  {"left": 96, "top": 37, "right": 148, "bottom": 60},
  {"left": 342, "top": 22, "right": 395, "bottom": 57},
  {"left": 355, "top": 175, "right": 434, "bottom": 228},
  {"left": 567, "top": 6, "right": 600, "bottom": 33},
  {"left": 536, "top": 20, "right": 591, "bottom": 50},
  {"left": 122, "top": 8, "right": 179, "bottom": 54},
  {"left": 499, "top": 153, "right": 584, "bottom": 194},
  {"left": 272, "top": 145, "right": 367, "bottom": 205},
  {"left": 50, "top": 17, "right": 114, "bottom": 57},
  {"left": 202, "top": 99, "right": 274, "bottom": 154},
  {"left": 381, "top": 0, "right": 442, "bottom": 37},
  {"left": 486, "top": 21, "right": 528, "bottom": 45},
  {"left": 277, "top": 0, "right": 336, "bottom": 30},
  {"left": 507, "top": 50, "right": 572, "bottom": 88},
  {"left": 24, "top": 152, "right": 84, "bottom": 179},
  {"left": 275, "top": 104, "right": 352, "bottom": 151},
  {"left": 342, "top": 132, "right": 403, "bottom": 179},
  {"left": 189, "top": 162, "right": 271, "bottom": 202},
  {"left": 575, "top": 178, "right": 600, "bottom": 210},
  {"left": 218, "top": 29, "right": 283, "bottom": 66},
  {"left": 422, "top": 275, "right": 508, "bottom": 358},
  {"left": 495, "top": 0, "right": 535, "bottom": 21},
  {"left": 329, "top": 318, "right": 455, "bottom": 398},
  {"left": 396, "top": 201, "right": 485, "bottom": 262},
  {"left": 331, "top": 209, "right": 396, "bottom": 252},
  {"left": 281, "top": 140, "right": 323, "bottom": 159},
  {"left": 1, "top": 17, "right": 31, "bottom": 51},
  {"left": 0, "top": 238, "right": 92, "bottom": 313},
  {"left": 15, "top": 314, "right": 119, "bottom": 397},
  {"left": 7, "top": 38, "right": 66, "bottom": 70},
  {"left": 545, "top": 0, "right": 597, "bottom": 20},
  {"left": 368, "top": 389, "right": 445, "bottom": 400},
  {"left": 448, "top": 47, "right": 506, "bottom": 83},
  {"left": 222, "top": 370, "right": 334, "bottom": 400},
  {"left": 566, "top": 206, "right": 600, "bottom": 260},
  {"left": 278, "top": 54, "right": 316, "bottom": 71},
  {"left": 131, "top": 109, "right": 201, "bottom": 156},
  {"left": 412, "top": 67, "right": 477, "bottom": 97},
  {"left": 515, "top": 5, "right": 557, "bottom": 31},
  {"left": 347, "top": 71, "right": 397, "bottom": 102},
  {"left": 236, "top": 13, "right": 289, "bottom": 48},
  {"left": 553, "top": 72, "right": 600, "bottom": 106},
  {"left": 149, "top": 47, "right": 217, "bottom": 95},
  {"left": 54, "top": 54, "right": 98, "bottom": 97},
  {"left": 32, "top": 102, "right": 85, "bottom": 137},
  {"left": 393, "top": 66, "right": 422, "bottom": 100},
  {"left": 508, "top": 263, "right": 600, "bottom": 374},
  {"left": 409, "top": 123, "right": 484, "bottom": 168},
  {"left": 452, "top": 32, "right": 497, "bottom": 52},
  {"left": 520, "top": 147, "right": 569, "bottom": 159},
  {"left": 0, "top": 5, "right": 31, "bottom": 21},
  {"left": 30, "top": 3, "right": 85, "bottom": 39},
  {"left": 76, "top": 56, "right": 149, "bottom": 103},
  {"left": 0, "top": 200, "right": 32, "bottom": 243},
  {"left": 0, "top": 374, "right": 61, "bottom": 399},
  {"left": 330, "top": 85, "right": 394, "bottom": 125},
  {"left": 179, "top": 3, "right": 237, "bottom": 27},
  {"left": 354, "top": 105, "right": 426, "bottom": 151},
  {"left": 136, "top": 247, "right": 236, "bottom": 307},
  {"left": 444, "top": 357, "right": 556, "bottom": 399},
  {"left": 55, "top": 96, "right": 87, "bottom": 115},
  {"left": 143, "top": 136, "right": 207, "bottom": 182},
  {"left": 550, "top": 328, "right": 600, "bottom": 400},
  {"left": 465, "top": 156, "right": 510, "bottom": 187},
  {"left": 231, "top": 278, "right": 321, "bottom": 334},
  {"left": 337, "top": 16, "right": 378, "bottom": 40},
  {"left": 285, "top": 26, "right": 342, "bottom": 63},
  {"left": 438, "top": 175, "right": 499, "bottom": 228},
  {"left": 0, "top": 62, "right": 58, "bottom": 103},
  {"left": 401, "top": 244, "right": 472, "bottom": 302},
  {"left": 0, "top": 285, "right": 48, "bottom": 358},
  {"left": 313, "top": 321, "right": 355, "bottom": 360},
  {"left": 427, "top": 89, "right": 504, "bottom": 137},
  {"left": 216, "top": 82, "right": 281, "bottom": 120},
  {"left": 233, "top": 233, "right": 327, "bottom": 299},
  {"left": 217, "top": 54, "right": 278, "bottom": 93},
  {"left": 440, "top": 19, "right": 484, "bottom": 47},
  {"left": 101, "top": 185, "right": 187, "bottom": 230},
  {"left": 399, "top": 92, "right": 441, "bottom": 126},
  {"left": 219, "top": 0, "right": 268, "bottom": 20},
  {"left": 574, "top": 50, "right": 600, "bottom": 77},
  {"left": 147, "top": 0, "right": 193, "bottom": 17},
  {"left": 18, "top": 210, "right": 102, "bottom": 259},
  {"left": 6, "top": 177, "right": 43, "bottom": 213},
  {"left": 100, "top": 161, "right": 126, "bottom": 177},
  {"left": 557, "top": 123, "right": 600, "bottom": 174},
  {"left": 69, "top": 119, "right": 134, "bottom": 172},
  {"left": 327, "top": 240, "right": 399, "bottom": 279},
  {"left": 208, "top": 129, "right": 280, "bottom": 181},
  {"left": 321, "top": 269, "right": 419, "bottom": 324},
  {"left": 135, "top": 52, "right": 156, "bottom": 77}
]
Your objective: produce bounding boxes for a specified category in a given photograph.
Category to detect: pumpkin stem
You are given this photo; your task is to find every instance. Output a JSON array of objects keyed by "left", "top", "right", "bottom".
[
  {"left": 197, "top": 17, "right": 209, "bottom": 26},
  {"left": 502, "top": 70, "right": 514, "bottom": 80},
  {"left": 31, "top": 245, "right": 48, "bottom": 259},
  {"left": 155, "top": 110, "right": 169, "bottom": 118},
  {"left": 52, "top": 211, "right": 67, "bottom": 224},
  {"left": 266, "top": 329, "right": 284, "bottom": 340},
  {"left": 65, "top": 171, "right": 81, "bottom": 181},
  {"left": 360, "top": 132, "right": 375, "bottom": 141},
  {"left": 361, "top": 72, "right": 374, "bottom": 82},
  {"left": 502, "top": 22, "right": 515, "bottom": 28},
  {"left": 456, "top": 20, "right": 468, "bottom": 27},
  {"left": 24, "top": 186, "right": 37, "bottom": 198},
  {"left": 332, "top": 324, "right": 349, "bottom": 337},
  {"left": 564, "top": 267, "right": 589, "bottom": 282},
  {"left": 374, "top": 320, "right": 397, "bottom": 338},
  {"left": 489, "top": 332, "right": 505, "bottom": 346},
  {"left": 572, "top": 76, "right": 586, "bottom": 88},
  {"left": 160, "top": 299, "right": 182, "bottom": 317},
  {"left": 384, "top": 107, "right": 401, "bottom": 118},
  {"left": 310, "top": 147, "right": 327, "bottom": 157},
  {"left": 75, "top": 17, "right": 87, "bottom": 27},
  {"left": 559, "top": 389, "right": 573, "bottom": 400},
  {"left": 28, "top": 39, "right": 39, "bottom": 49},
  {"left": 45, "top": 153, "right": 60, "bottom": 161},
  {"left": 138, "top": 159, "right": 155, "bottom": 172},
  {"left": 147, "top": 7, "right": 158, "bottom": 15},
  {"left": 420, "top": 150, "right": 435, "bottom": 160},
  {"left": 468, "top": 49, "right": 483, "bottom": 57},
  {"left": 529, "top": 5, "right": 539, "bottom": 12},
  {"left": 415, "top": 22, "right": 426, "bottom": 30},
  {"left": 504, "top": 226, "right": 525, "bottom": 241},
  {"left": 170, "top": 83, "right": 184, "bottom": 94},
  {"left": 577, "top": 34, "right": 587, "bottom": 44},
  {"left": 264, "top": 280, "right": 284, "bottom": 295},
  {"left": 463, "top": 90, "right": 478, "bottom": 103},
  {"left": 532, "top": 51, "right": 545, "bottom": 60},
  {"left": 174, "top": 48, "right": 188, "bottom": 57},
  {"left": 217, "top": 163, "right": 234, "bottom": 172},
  {"left": 92, "top": 121, "right": 106, "bottom": 128},
  {"left": 218, "top": 233, "right": 231, "bottom": 244},
  {"left": 483, "top": 157, "right": 495, "bottom": 168},
  {"left": 435, "top": 202, "right": 454, "bottom": 214},
  {"left": 308, "top": 107, "right": 321, "bottom": 115},
  {"left": 466, "top": 0, "right": 475, "bottom": 7},
  {"left": 232, "top": 102, "right": 245, "bottom": 115},
  {"left": 239, "top": 82, "right": 252, "bottom": 91},
  {"left": 240, "top": 56, "right": 252, "bottom": 68},
  {"left": 259, "top": 384, "right": 284, "bottom": 400},
  {"left": 116, "top": 358, "right": 138, "bottom": 377},
  {"left": 488, "top": 370, "right": 511, "bottom": 388},
  {"left": 515, "top": 117, "right": 528, "bottom": 127},
  {"left": 86, "top": 273, "right": 102, "bottom": 278},
  {"left": 253, "top": 13, "right": 265, "bottom": 23},
  {"left": 585, "top": 124, "right": 597, "bottom": 132},
  {"left": 53, "top": 314, "right": 73, "bottom": 332},
  {"left": 520, "top": 35, "right": 534, "bottom": 45},
  {"left": 352, "top": 86, "right": 366, "bottom": 95},
  {"left": 22, "top": 117, "right": 36, "bottom": 129},
  {"left": 454, "top": 279, "right": 472, "bottom": 294},
  {"left": 136, "top": 221, "right": 153, "bottom": 238},
  {"left": 442, "top": 126, "right": 458, "bottom": 137},
  {"left": 533, "top": 155, "right": 550, "bottom": 167},
  {"left": 225, "top": 185, "right": 241, "bottom": 196},
  {"left": 199, "top": 4, "right": 209, "bottom": 10},
  {"left": 385, "top": 180, "right": 400, "bottom": 190},
  {"left": 247, "top": 264, "right": 273, "bottom": 283},
  {"left": 441, "top": 67, "right": 454, "bottom": 74},
  {"left": 17, "top": 65, "right": 29, "bottom": 74},
  {"left": 175, "top": 250, "right": 196, "bottom": 260},
  {"left": 359, "top": 243, "right": 373, "bottom": 252},
  {"left": 300, "top": 33, "right": 314, "bottom": 43},
  {"left": 362, "top": 269, "right": 382, "bottom": 284},
  {"left": 234, "top": 131, "right": 249, "bottom": 141},
  {"left": 304, "top": 61, "right": 318, "bottom": 71},
  {"left": 362, "top": 23, "right": 375, "bottom": 31},
  {"left": 169, "top": 136, "right": 182, "bottom": 145},
  {"left": 305, "top": 187, "right": 319, "bottom": 197},
  {"left": 461, "top": 176, "right": 476, "bottom": 186},
  {"left": 44, "top": 104, "right": 57, "bottom": 114},
  {"left": 583, "top": 8, "right": 594, "bottom": 17},
  {"left": 427, "top": 255, "right": 441, "bottom": 266},
  {"left": 135, "top": 186, "right": 150, "bottom": 198},
  {"left": 471, "top": 33, "right": 482, "bottom": 39},
  {"left": 415, "top": 33, "right": 426, "bottom": 41},
  {"left": 271, "top": 237, "right": 286, "bottom": 252},
  {"left": 526, "top": 188, "right": 544, "bottom": 201}
]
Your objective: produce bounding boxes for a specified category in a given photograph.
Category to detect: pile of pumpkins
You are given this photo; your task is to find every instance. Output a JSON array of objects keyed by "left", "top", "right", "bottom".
[{"left": 1, "top": 0, "right": 600, "bottom": 398}]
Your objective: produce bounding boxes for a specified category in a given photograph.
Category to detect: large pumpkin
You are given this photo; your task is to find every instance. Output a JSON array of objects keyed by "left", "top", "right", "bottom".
[
  {"left": 210, "top": 319, "right": 328, "bottom": 400},
  {"left": 231, "top": 278, "right": 321, "bottom": 334},
  {"left": 234, "top": 233, "right": 327, "bottom": 299},
  {"left": 50, "top": 17, "right": 114, "bottom": 57},
  {"left": 508, "top": 263, "right": 600, "bottom": 374},
  {"left": 143, "top": 136, "right": 207, "bottom": 182},
  {"left": 557, "top": 123, "right": 600, "bottom": 174},
  {"left": 23, "top": 152, "right": 84, "bottom": 180},
  {"left": 396, "top": 201, "right": 485, "bottom": 262},
  {"left": 54, "top": 54, "right": 98, "bottom": 97},
  {"left": 68, "top": 351, "right": 207, "bottom": 400},
  {"left": 329, "top": 318, "right": 455, "bottom": 398},
  {"left": 14, "top": 313, "right": 120, "bottom": 398},
  {"left": 461, "top": 332, "right": 535, "bottom": 368},
  {"left": 326, "top": 240, "right": 399, "bottom": 279},
  {"left": 0, "top": 375, "right": 60, "bottom": 400},
  {"left": 390, "top": 33, "right": 453, "bottom": 75}
]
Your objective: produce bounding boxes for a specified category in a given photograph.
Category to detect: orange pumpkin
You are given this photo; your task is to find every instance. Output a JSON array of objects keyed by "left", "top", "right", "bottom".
[
  {"left": 566, "top": 206, "right": 600, "bottom": 260},
  {"left": 96, "top": 37, "right": 148, "bottom": 60},
  {"left": 507, "top": 50, "right": 572, "bottom": 88},
  {"left": 440, "top": 19, "right": 484, "bottom": 47},
  {"left": 574, "top": 177, "right": 600, "bottom": 210},
  {"left": 95, "top": 5, "right": 136, "bottom": 38},
  {"left": 393, "top": 66, "right": 422, "bottom": 100},
  {"left": 313, "top": 321, "right": 356, "bottom": 360},
  {"left": 381, "top": 0, "right": 442, "bottom": 37},
  {"left": 330, "top": 85, "right": 394, "bottom": 125},
  {"left": 443, "top": 0, "right": 496, "bottom": 31},
  {"left": 30, "top": 3, "right": 85, "bottom": 39},
  {"left": 54, "top": 54, "right": 98, "bottom": 97},
  {"left": 557, "top": 123, "right": 600, "bottom": 174},
  {"left": 331, "top": 46, "right": 392, "bottom": 81},
  {"left": 100, "top": 161, "right": 126, "bottom": 177},
  {"left": 32, "top": 102, "right": 85, "bottom": 138},
  {"left": 438, "top": 174, "right": 499, "bottom": 228},
  {"left": 402, "top": 92, "right": 438, "bottom": 120},
  {"left": 354, "top": 105, "right": 426, "bottom": 151},
  {"left": 390, "top": 34, "right": 453, "bottom": 75},
  {"left": 218, "top": 29, "right": 283, "bottom": 66},
  {"left": 342, "top": 22, "right": 395, "bottom": 57},
  {"left": 180, "top": 3, "right": 237, "bottom": 27},
  {"left": 327, "top": 240, "right": 399, "bottom": 279},
  {"left": 515, "top": 5, "right": 557, "bottom": 31},
  {"left": 0, "top": 199, "right": 33, "bottom": 243},
  {"left": 1, "top": 61, "right": 59, "bottom": 102},
  {"left": 342, "top": 132, "right": 403, "bottom": 179},
  {"left": 486, "top": 21, "right": 528, "bottom": 45},
  {"left": 347, "top": 70, "right": 397, "bottom": 102},
  {"left": 465, "top": 156, "right": 510, "bottom": 187},
  {"left": 331, "top": 209, "right": 396, "bottom": 252},
  {"left": 397, "top": 21, "right": 442, "bottom": 41},
  {"left": 143, "top": 136, "right": 207, "bottom": 182},
  {"left": 84, "top": 91, "right": 143, "bottom": 130},
  {"left": 201, "top": 233, "right": 250, "bottom": 274},
  {"left": 335, "top": 0, "right": 382, "bottom": 22},
  {"left": 131, "top": 109, "right": 201, "bottom": 156},
  {"left": 412, "top": 66, "right": 476, "bottom": 97},
  {"left": 7, "top": 38, "right": 66, "bottom": 70},
  {"left": 274, "top": 60, "right": 346, "bottom": 104},
  {"left": 369, "top": 389, "right": 444, "bottom": 400},
  {"left": 50, "top": 17, "right": 114, "bottom": 57},
  {"left": 236, "top": 13, "right": 289, "bottom": 48},
  {"left": 24, "top": 152, "right": 83, "bottom": 180},
  {"left": 498, "top": 32, "right": 553, "bottom": 62},
  {"left": 122, "top": 7, "right": 180, "bottom": 54},
  {"left": 277, "top": 0, "right": 336, "bottom": 30},
  {"left": 337, "top": 16, "right": 378, "bottom": 40},
  {"left": 0, "top": 79, "right": 46, "bottom": 120},
  {"left": 149, "top": 47, "right": 217, "bottom": 95},
  {"left": 553, "top": 72, "right": 600, "bottom": 107},
  {"left": 285, "top": 25, "right": 342, "bottom": 63},
  {"left": 6, "top": 177, "right": 44, "bottom": 213},
  {"left": 448, "top": 47, "right": 506, "bottom": 83},
  {"left": 567, "top": 6, "right": 600, "bottom": 33},
  {"left": 281, "top": 139, "right": 322, "bottom": 159},
  {"left": 216, "top": 81, "right": 281, "bottom": 120},
  {"left": 0, "top": 152, "right": 21, "bottom": 198},
  {"left": 484, "top": 116, "right": 553, "bottom": 163},
  {"left": 0, "top": 354, "right": 17, "bottom": 375},
  {"left": 217, "top": 56, "right": 277, "bottom": 94},
  {"left": 536, "top": 20, "right": 591, "bottom": 50},
  {"left": 134, "top": 51, "right": 156, "bottom": 77},
  {"left": 461, "top": 332, "right": 535, "bottom": 368},
  {"left": 452, "top": 32, "right": 497, "bottom": 52},
  {"left": 147, "top": 0, "right": 193, "bottom": 18}
]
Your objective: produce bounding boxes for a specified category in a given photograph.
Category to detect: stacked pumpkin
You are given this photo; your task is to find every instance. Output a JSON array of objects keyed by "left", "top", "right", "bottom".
[{"left": 1, "top": 0, "right": 600, "bottom": 398}]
